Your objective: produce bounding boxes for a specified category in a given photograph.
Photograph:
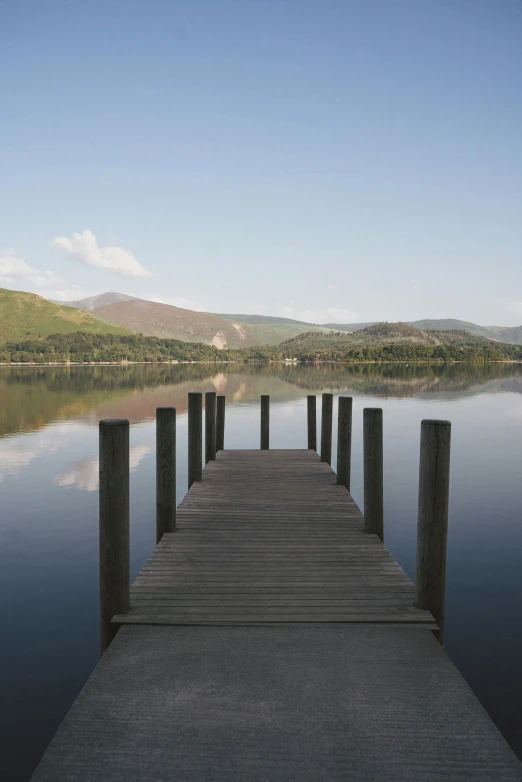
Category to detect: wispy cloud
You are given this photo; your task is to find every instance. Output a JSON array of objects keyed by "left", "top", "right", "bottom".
[
  {"left": 508, "top": 301, "right": 522, "bottom": 317},
  {"left": 0, "top": 249, "right": 67, "bottom": 288},
  {"left": 51, "top": 229, "right": 151, "bottom": 278}
]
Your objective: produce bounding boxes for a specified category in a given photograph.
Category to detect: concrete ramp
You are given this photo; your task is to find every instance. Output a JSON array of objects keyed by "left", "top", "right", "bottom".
[{"left": 31, "top": 625, "right": 522, "bottom": 781}]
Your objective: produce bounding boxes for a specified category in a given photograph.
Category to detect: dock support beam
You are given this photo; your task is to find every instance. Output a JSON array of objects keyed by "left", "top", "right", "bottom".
[
  {"left": 307, "top": 395, "right": 317, "bottom": 451},
  {"left": 363, "top": 408, "right": 384, "bottom": 539},
  {"left": 205, "top": 391, "right": 217, "bottom": 464},
  {"left": 415, "top": 419, "right": 451, "bottom": 645},
  {"left": 216, "top": 395, "right": 225, "bottom": 452},
  {"left": 320, "top": 393, "right": 333, "bottom": 464},
  {"left": 156, "top": 407, "right": 176, "bottom": 543},
  {"left": 336, "top": 396, "right": 352, "bottom": 490},
  {"left": 188, "top": 392, "right": 202, "bottom": 487},
  {"left": 261, "top": 395, "right": 269, "bottom": 450},
  {"left": 99, "top": 419, "right": 130, "bottom": 655}
]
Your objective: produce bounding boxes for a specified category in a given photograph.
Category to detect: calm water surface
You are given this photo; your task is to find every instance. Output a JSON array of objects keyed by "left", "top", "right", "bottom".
[{"left": 1, "top": 363, "right": 521, "bottom": 780}]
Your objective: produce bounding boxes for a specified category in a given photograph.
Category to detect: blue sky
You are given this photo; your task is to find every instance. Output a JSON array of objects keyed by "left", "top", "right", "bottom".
[{"left": 1, "top": 0, "right": 521, "bottom": 325}]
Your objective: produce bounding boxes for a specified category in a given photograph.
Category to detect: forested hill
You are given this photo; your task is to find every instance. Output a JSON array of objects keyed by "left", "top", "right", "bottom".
[{"left": 1, "top": 323, "right": 522, "bottom": 364}]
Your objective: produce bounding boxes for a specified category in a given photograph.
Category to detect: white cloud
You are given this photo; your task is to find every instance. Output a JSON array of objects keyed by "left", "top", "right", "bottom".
[
  {"left": 148, "top": 295, "right": 203, "bottom": 311},
  {"left": 51, "top": 229, "right": 151, "bottom": 278},
  {"left": 282, "top": 307, "right": 294, "bottom": 319},
  {"left": 508, "top": 301, "right": 522, "bottom": 317},
  {"left": 56, "top": 445, "right": 151, "bottom": 492},
  {"left": 0, "top": 249, "right": 67, "bottom": 288}
]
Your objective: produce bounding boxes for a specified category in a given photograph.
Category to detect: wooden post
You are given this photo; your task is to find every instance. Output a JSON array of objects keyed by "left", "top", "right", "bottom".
[
  {"left": 307, "top": 395, "right": 317, "bottom": 451},
  {"left": 336, "top": 396, "right": 352, "bottom": 490},
  {"left": 99, "top": 419, "right": 130, "bottom": 655},
  {"left": 320, "top": 393, "right": 333, "bottom": 464},
  {"left": 188, "top": 392, "right": 202, "bottom": 488},
  {"left": 205, "top": 391, "right": 217, "bottom": 463},
  {"left": 261, "top": 395, "right": 269, "bottom": 450},
  {"left": 216, "top": 395, "right": 225, "bottom": 452},
  {"left": 415, "top": 419, "right": 451, "bottom": 645},
  {"left": 156, "top": 407, "right": 176, "bottom": 544},
  {"left": 363, "top": 408, "right": 383, "bottom": 540}
]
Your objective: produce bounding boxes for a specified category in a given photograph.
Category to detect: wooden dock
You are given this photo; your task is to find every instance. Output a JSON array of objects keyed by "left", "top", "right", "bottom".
[
  {"left": 114, "top": 450, "right": 436, "bottom": 627},
  {"left": 30, "top": 397, "right": 522, "bottom": 781}
]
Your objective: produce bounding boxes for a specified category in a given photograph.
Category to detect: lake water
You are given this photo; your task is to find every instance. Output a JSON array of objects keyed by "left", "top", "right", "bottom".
[{"left": 1, "top": 362, "right": 521, "bottom": 780}]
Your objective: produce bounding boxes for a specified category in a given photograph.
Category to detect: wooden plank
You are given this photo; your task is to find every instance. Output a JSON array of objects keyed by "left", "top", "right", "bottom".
[{"left": 116, "top": 449, "right": 436, "bottom": 628}]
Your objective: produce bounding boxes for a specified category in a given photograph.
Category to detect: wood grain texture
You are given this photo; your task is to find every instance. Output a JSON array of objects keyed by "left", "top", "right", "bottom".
[
  {"left": 320, "top": 394, "right": 333, "bottom": 464},
  {"left": 156, "top": 407, "right": 176, "bottom": 542},
  {"left": 260, "top": 395, "right": 269, "bottom": 450},
  {"left": 307, "top": 395, "right": 317, "bottom": 451},
  {"left": 336, "top": 396, "right": 352, "bottom": 490},
  {"left": 205, "top": 392, "right": 217, "bottom": 464},
  {"left": 216, "top": 395, "right": 225, "bottom": 452},
  {"left": 416, "top": 419, "right": 451, "bottom": 644},
  {"left": 363, "top": 408, "right": 383, "bottom": 540},
  {"left": 99, "top": 419, "right": 130, "bottom": 652},
  {"left": 112, "top": 449, "right": 436, "bottom": 629},
  {"left": 188, "top": 393, "right": 202, "bottom": 488}
]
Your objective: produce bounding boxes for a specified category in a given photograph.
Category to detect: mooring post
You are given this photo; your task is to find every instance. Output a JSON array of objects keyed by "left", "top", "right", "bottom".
[
  {"left": 336, "top": 396, "right": 353, "bottom": 490},
  {"left": 307, "top": 395, "right": 317, "bottom": 451},
  {"left": 99, "top": 419, "right": 130, "bottom": 655},
  {"left": 363, "top": 408, "right": 383, "bottom": 540},
  {"left": 156, "top": 407, "right": 176, "bottom": 544},
  {"left": 188, "top": 392, "right": 202, "bottom": 488},
  {"left": 415, "top": 419, "right": 451, "bottom": 645},
  {"left": 216, "top": 395, "right": 226, "bottom": 452},
  {"left": 320, "top": 393, "right": 333, "bottom": 464},
  {"left": 261, "top": 395, "right": 269, "bottom": 450},
  {"left": 205, "top": 391, "right": 217, "bottom": 464}
]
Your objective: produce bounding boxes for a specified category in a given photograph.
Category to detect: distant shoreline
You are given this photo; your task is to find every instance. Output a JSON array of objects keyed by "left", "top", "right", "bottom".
[{"left": 1, "top": 359, "right": 522, "bottom": 368}]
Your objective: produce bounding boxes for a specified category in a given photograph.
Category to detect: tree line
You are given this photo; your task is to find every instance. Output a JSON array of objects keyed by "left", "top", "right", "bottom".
[{"left": 1, "top": 330, "right": 521, "bottom": 364}]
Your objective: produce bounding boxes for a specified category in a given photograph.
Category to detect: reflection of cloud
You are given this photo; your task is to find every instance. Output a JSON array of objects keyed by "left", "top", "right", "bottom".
[
  {"left": 0, "top": 435, "right": 64, "bottom": 482},
  {"left": 56, "top": 445, "right": 151, "bottom": 492}
]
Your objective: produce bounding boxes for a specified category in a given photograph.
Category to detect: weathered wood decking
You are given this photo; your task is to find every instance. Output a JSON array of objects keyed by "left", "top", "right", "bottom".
[
  {"left": 31, "top": 449, "right": 522, "bottom": 781},
  {"left": 114, "top": 450, "right": 435, "bottom": 627}
]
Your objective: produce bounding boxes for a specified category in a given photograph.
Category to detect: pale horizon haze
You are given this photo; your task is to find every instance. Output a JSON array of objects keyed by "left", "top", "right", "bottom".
[{"left": 1, "top": 0, "right": 521, "bottom": 326}]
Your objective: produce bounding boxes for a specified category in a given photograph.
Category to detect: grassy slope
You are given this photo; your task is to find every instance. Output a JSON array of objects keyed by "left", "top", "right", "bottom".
[
  {"left": 322, "top": 319, "right": 522, "bottom": 344},
  {"left": 0, "top": 288, "right": 132, "bottom": 342},
  {"left": 277, "top": 323, "right": 506, "bottom": 351},
  {"left": 92, "top": 300, "right": 333, "bottom": 347}
]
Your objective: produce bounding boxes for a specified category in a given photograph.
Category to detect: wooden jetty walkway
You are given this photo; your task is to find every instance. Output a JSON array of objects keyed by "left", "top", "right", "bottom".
[{"left": 30, "top": 394, "right": 522, "bottom": 781}]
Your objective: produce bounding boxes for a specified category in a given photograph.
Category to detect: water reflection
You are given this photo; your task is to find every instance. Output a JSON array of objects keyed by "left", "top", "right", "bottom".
[
  {"left": 0, "top": 362, "right": 521, "bottom": 780},
  {"left": 1, "top": 362, "right": 521, "bottom": 437}
]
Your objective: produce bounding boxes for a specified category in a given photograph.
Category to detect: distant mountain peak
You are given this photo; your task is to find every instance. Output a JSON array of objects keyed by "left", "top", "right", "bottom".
[{"left": 53, "top": 292, "right": 140, "bottom": 312}]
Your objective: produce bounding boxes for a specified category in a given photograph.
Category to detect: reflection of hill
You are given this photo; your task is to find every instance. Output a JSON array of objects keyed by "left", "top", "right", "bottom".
[{"left": 1, "top": 363, "right": 521, "bottom": 437}]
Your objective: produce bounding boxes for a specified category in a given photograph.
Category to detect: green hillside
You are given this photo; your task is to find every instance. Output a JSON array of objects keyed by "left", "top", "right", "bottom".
[{"left": 0, "top": 288, "right": 132, "bottom": 342}]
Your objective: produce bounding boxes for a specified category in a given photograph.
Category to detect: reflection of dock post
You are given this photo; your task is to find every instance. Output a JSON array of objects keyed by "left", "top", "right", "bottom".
[
  {"left": 156, "top": 407, "right": 176, "bottom": 543},
  {"left": 307, "top": 395, "right": 317, "bottom": 451},
  {"left": 216, "top": 396, "right": 225, "bottom": 452},
  {"left": 363, "top": 408, "right": 383, "bottom": 540},
  {"left": 415, "top": 419, "right": 451, "bottom": 645},
  {"left": 320, "top": 393, "right": 333, "bottom": 464},
  {"left": 99, "top": 419, "right": 130, "bottom": 654},
  {"left": 261, "top": 395, "right": 269, "bottom": 450},
  {"left": 188, "top": 392, "right": 202, "bottom": 487},
  {"left": 205, "top": 391, "right": 217, "bottom": 463}
]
